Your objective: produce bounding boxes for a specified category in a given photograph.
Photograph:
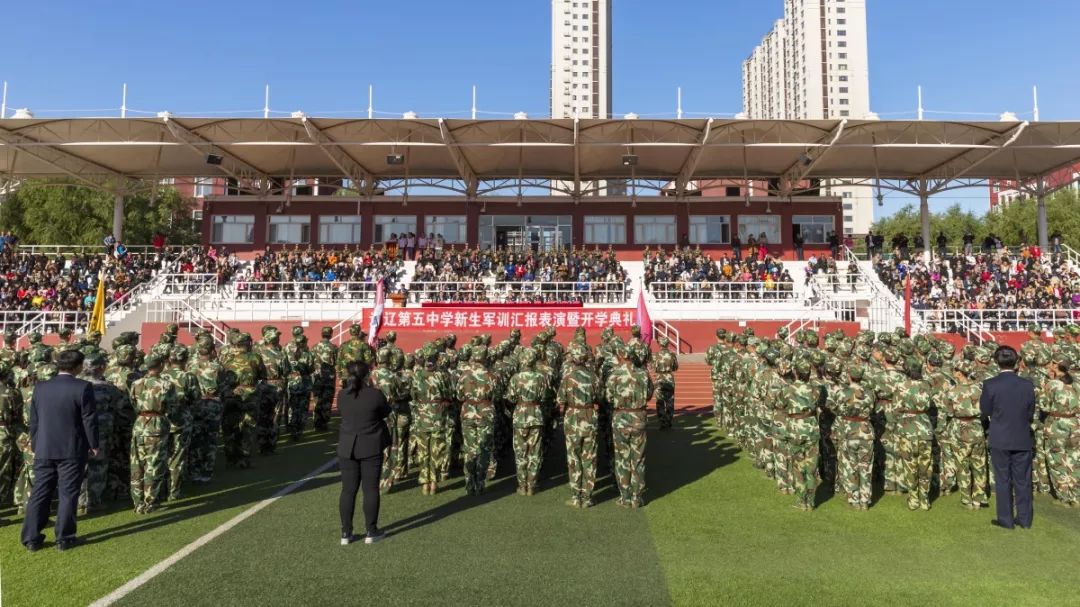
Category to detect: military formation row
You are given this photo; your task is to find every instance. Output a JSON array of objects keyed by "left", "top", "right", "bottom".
[{"left": 706, "top": 324, "right": 1080, "bottom": 511}]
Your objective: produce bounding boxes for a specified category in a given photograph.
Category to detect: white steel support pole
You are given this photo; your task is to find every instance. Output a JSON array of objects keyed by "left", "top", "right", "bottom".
[
  {"left": 677, "top": 87, "right": 683, "bottom": 120},
  {"left": 1037, "top": 183, "right": 1049, "bottom": 250},
  {"left": 121, "top": 83, "right": 127, "bottom": 118},
  {"left": 1, "top": 81, "right": 6, "bottom": 119},
  {"left": 264, "top": 85, "right": 270, "bottom": 119},
  {"left": 471, "top": 85, "right": 477, "bottom": 120},
  {"left": 917, "top": 86, "right": 924, "bottom": 121},
  {"left": 1033, "top": 85, "right": 1040, "bottom": 122},
  {"left": 919, "top": 182, "right": 931, "bottom": 261},
  {"left": 112, "top": 193, "right": 125, "bottom": 242},
  {"left": 368, "top": 85, "right": 373, "bottom": 119}
]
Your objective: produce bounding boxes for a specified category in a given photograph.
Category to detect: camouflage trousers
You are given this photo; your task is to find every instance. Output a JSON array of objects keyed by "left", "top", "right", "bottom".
[
  {"left": 412, "top": 429, "right": 447, "bottom": 485},
  {"left": 109, "top": 419, "right": 134, "bottom": 500},
  {"left": 785, "top": 434, "right": 819, "bottom": 510},
  {"left": 380, "top": 412, "right": 410, "bottom": 491},
  {"left": 0, "top": 431, "right": 16, "bottom": 506},
  {"left": 311, "top": 378, "right": 335, "bottom": 430},
  {"left": 258, "top": 383, "right": 284, "bottom": 454},
  {"left": 443, "top": 405, "right": 461, "bottom": 479},
  {"left": 655, "top": 378, "right": 675, "bottom": 429},
  {"left": 953, "top": 437, "right": 989, "bottom": 506},
  {"left": 881, "top": 427, "right": 901, "bottom": 492},
  {"left": 461, "top": 420, "right": 494, "bottom": 495},
  {"left": 564, "top": 425, "right": 598, "bottom": 502},
  {"left": 767, "top": 418, "right": 792, "bottom": 493},
  {"left": 189, "top": 399, "right": 223, "bottom": 482},
  {"left": 286, "top": 386, "right": 310, "bottom": 440},
  {"left": 1045, "top": 423, "right": 1080, "bottom": 504},
  {"left": 935, "top": 431, "right": 959, "bottom": 493},
  {"left": 613, "top": 426, "right": 646, "bottom": 506},
  {"left": 489, "top": 404, "right": 509, "bottom": 478},
  {"left": 897, "top": 435, "right": 933, "bottom": 510},
  {"left": 167, "top": 425, "right": 191, "bottom": 501},
  {"left": 513, "top": 425, "right": 543, "bottom": 491},
  {"left": 223, "top": 397, "right": 257, "bottom": 468},
  {"left": 130, "top": 432, "right": 169, "bottom": 512},
  {"left": 837, "top": 438, "right": 874, "bottom": 507},
  {"left": 13, "top": 432, "right": 32, "bottom": 511},
  {"left": 1033, "top": 428, "right": 1052, "bottom": 494},
  {"left": 710, "top": 376, "right": 723, "bottom": 428},
  {"left": 78, "top": 433, "right": 112, "bottom": 513}
]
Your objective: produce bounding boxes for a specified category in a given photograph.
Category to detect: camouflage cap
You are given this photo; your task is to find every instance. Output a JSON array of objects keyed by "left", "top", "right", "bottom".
[
  {"left": 144, "top": 353, "right": 166, "bottom": 369},
  {"left": 877, "top": 332, "right": 894, "bottom": 346},
  {"left": 853, "top": 344, "right": 873, "bottom": 361},
  {"left": 237, "top": 333, "right": 253, "bottom": 345},
  {"left": 169, "top": 345, "right": 189, "bottom": 362},
  {"left": 762, "top": 347, "right": 780, "bottom": 366},
  {"left": 776, "top": 327, "right": 789, "bottom": 339},
  {"left": 630, "top": 325, "right": 641, "bottom": 337},
  {"left": 1027, "top": 322, "right": 1042, "bottom": 334},
  {"left": 519, "top": 347, "right": 538, "bottom": 367},
  {"left": 657, "top": 335, "right": 669, "bottom": 347},
  {"left": 197, "top": 342, "right": 215, "bottom": 356},
  {"left": 510, "top": 328, "right": 522, "bottom": 338},
  {"left": 894, "top": 327, "right": 908, "bottom": 338},
  {"left": 569, "top": 343, "right": 590, "bottom": 365},
  {"left": 1053, "top": 327, "right": 1067, "bottom": 338},
  {"left": 36, "top": 366, "right": 57, "bottom": 382},
  {"left": 292, "top": 326, "right": 305, "bottom": 337},
  {"left": 376, "top": 349, "right": 392, "bottom": 365},
  {"left": 716, "top": 328, "right": 728, "bottom": 339},
  {"left": 792, "top": 357, "right": 812, "bottom": 378},
  {"left": 58, "top": 327, "right": 73, "bottom": 338},
  {"left": 349, "top": 324, "right": 361, "bottom": 336},
  {"left": 471, "top": 346, "right": 487, "bottom": 363},
  {"left": 85, "top": 352, "right": 107, "bottom": 369},
  {"left": 262, "top": 325, "right": 279, "bottom": 337},
  {"left": 321, "top": 327, "right": 333, "bottom": 338},
  {"left": 743, "top": 327, "right": 756, "bottom": 337},
  {"left": 120, "top": 331, "right": 140, "bottom": 345},
  {"left": 165, "top": 323, "right": 179, "bottom": 335},
  {"left": 824, "top": 357, "right": 844, "bottom": 377},
  {"left": 974, "top": 349, "right": 992, "bottom": 365},
  {"left": 903, "top": 357, "right": 923, "bottom": 378},
  {"left": 386, "top": 330, "right": 397, "bottom": 342},
  {"left": 114, "top": 344, "right": 136, "bottom": 363},
  {"left": 848, "top": 364, "right": 866, "bottom": 382},
  {"left": 809, "top": 350, "right": 826, "bottom": 367},
  {"left": 882, "top": 347, "right": 901, "bottom": 365},
  {"left": 1069, "top": 325, "right": 1080, "bottom": 337},
  {"left": 926, "top": 351, "right": 944, "bottom": 367},
  {"left": 28, "top": 331, "right": 42, "bottom": 344}
]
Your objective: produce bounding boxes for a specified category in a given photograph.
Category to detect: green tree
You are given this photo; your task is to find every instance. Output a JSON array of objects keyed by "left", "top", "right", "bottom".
[{"left": 0, "top": 180, "right": 198, "bottom": 245}]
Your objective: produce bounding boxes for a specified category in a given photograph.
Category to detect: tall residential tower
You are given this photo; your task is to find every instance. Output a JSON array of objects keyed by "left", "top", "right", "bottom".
[
  {"left": 550, "top": 0, "right": 612, "bottom": 120},
  {"left": 742, "top": 0, "right": 873, "bottom": 235}
]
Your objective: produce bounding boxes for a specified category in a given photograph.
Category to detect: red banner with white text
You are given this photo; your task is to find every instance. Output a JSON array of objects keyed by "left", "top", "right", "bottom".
[{"left": 362, "top": 307, "right": 636, "bottom": 331}]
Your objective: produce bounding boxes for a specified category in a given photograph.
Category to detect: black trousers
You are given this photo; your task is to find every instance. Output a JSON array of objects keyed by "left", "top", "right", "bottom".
[
  {"left": 990, "top": 448, "right": 1033, "bottom": 528},
  {"left": 21, "top": 457, "right": 86, "bottom": 546},
  {"left": 338, "top": 454, "right": 382, "bottom": 536}
]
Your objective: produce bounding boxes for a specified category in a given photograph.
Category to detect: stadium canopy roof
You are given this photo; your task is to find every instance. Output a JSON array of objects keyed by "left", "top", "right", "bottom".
[{"left": 1, "top": 117, "right": 1079, "bottom": 195}]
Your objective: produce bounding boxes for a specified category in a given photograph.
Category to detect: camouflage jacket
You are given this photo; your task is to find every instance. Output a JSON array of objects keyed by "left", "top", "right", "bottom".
[
  {"left": 255, "top": 343, "right": 291, "bottom": 385},
  {"left": 285, "top": 343, "right": 314, "bottom": 391},
  {"left": 893, "top": 378, "right": 934, "bottom": 441},
  {"left": 410, "top": 368, "right": 452, "bottom": 433},
  {"left": 371, "top": 368, "right": 405, "bottom": 407},
  {"left": 1041, "top": 379, "right": 1080, "bottom": 439},
  {"left": 606, "top": 364, "right": 653, "bottom": 432},
  {"left": 130, "top": 374, "right": 177, "bottom": 436},
  {"left": 310, "top": 339, "right": 338, "bottom": 380},
  {"left": 944, "top": 381, "right": 983, "bottom": 443},
  {"left": 779, "top": 380, "right": 822, "bottom": 443},
  {"left": 224, "top": 352, "right": 267, "bottom": 399},
  {"left": 456, "top": 363, "right": 498, "bottom": 423},
  {"left": 162, "top": 366, "right": 199, "bottom": 428},
  {"left": 0, "top": 382, "right": 24, "bottom": 435},
  {"left": 557, "top": 364, "right": 601, "bottom": 430},
  {"left": 189, "top": 358, "right": 227, "bottom": 401},
  {"left": 506, "top": 369, "right": 551, "bottom": 427},
  {"left": 827, "top": 382, "right": 876, "bottom": 441},
  {"left": 651, "top": 349, "right": 678, "bottom": 380}
]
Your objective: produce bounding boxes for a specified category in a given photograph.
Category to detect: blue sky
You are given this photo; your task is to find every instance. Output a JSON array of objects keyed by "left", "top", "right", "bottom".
[{"left": 2, "top": 0, "right": 1078, "bottom": 217}]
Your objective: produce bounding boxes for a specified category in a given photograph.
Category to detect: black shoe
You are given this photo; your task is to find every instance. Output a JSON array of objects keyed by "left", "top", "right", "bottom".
[
  {"left": 991, "top": 519, "right": 1014, "bottom": 530},
  {"left": 364, "top": 530, "right": 387, "bottom": 545},
  {"left": 340, "top": 532, "right": 359, "bottom": 546},
  {"left": 1018, "top": 524, "right": 1032, "bottom": 530},
  {"left": 56, "top": 537, "right": 83, "bottom": 551},
  {"left": 26, "top": 541, "right": 43, "bottom": 552}
]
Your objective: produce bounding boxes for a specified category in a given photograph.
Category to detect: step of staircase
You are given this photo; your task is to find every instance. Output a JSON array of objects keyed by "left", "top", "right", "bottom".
[{"left": 671, "top": 362, "right": 712, "bottom": 413}]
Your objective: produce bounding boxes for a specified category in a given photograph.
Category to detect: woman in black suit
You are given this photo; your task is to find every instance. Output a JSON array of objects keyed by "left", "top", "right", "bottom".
[{"left": 336, "top": 361, "right": 391, "bottom": 545}]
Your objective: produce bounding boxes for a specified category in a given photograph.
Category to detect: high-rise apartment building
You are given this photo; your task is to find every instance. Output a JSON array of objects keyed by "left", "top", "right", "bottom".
[
  {"left": 742, "top": 0, "right": 873, "bottom": 235},
  {"left": 550, "top": 0, "right": 612, "bottom": 120}
]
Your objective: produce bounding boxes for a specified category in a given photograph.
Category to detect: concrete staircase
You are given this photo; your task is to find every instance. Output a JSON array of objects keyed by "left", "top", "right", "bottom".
[{"left": 672, "top": 359, "right": 713, "bottom": 413}]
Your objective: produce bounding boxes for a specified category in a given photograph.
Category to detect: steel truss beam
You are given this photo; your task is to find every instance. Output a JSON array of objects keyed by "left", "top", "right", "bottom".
[
  {"left": 161, "top": 116, "right": 270, "bottom": 187},
  {"left": 0, "top": 125, "right": 141, "bottom": 193},
  {"left": 779, "top": 119, "right": 847, "bottom": 194},
  {"left": 301, "top": 116, "right": 376, "bottom": 197},
  {"left": 674, "top": 118, "right": 713, "bottom": 198},
  {"left": 438, "top": 119, "right": 479, "bottom": 198}
]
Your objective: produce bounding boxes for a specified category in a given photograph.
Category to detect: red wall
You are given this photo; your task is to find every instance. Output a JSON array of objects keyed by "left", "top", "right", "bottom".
[{"left": 202, "top": 195, "right": 843, "bottom": 260}]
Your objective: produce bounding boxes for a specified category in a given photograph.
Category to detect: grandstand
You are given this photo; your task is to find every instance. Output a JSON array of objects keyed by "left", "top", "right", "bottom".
[{"left": 1, "top": 116, "right": 1079, "bottom": 353}]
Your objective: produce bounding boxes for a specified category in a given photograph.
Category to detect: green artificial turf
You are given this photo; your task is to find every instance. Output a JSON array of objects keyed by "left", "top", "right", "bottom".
[{"left": 4, "top": 419, "right": 1080, "bottom": 607}]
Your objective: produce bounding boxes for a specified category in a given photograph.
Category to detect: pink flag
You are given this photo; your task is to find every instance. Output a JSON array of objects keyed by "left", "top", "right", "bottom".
[
  {"left": 367, "top": 278, "right": 385, "bottom": 347},
  {"left": 636, "top": 289, "right": 653, "bottom": 345}
]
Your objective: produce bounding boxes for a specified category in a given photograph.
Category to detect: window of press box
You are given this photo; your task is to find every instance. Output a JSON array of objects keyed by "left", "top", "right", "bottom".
[
  {"left": 211, "top": 214, "right": 255, "bottom": 244},
  {"left": 425, "top": 215, "right": 467, "bottom": 244},
  {"left": 689, "top": 215, "right": 731, "bottom": 244},
  {"left": 374, "top": 216, "right": 418, "bottom": 243},
  {"left": 319, "top": 215, "right": 361, "bottom": 245},
  {"left": 268, "top": 215, "right": 311, "bottom": 244},
  {"left": 792, "top": 215, "right": 836, "bottom": 244},
  {"left": 633, "top": 215, "right": 677, "bottom": 244},
  {"left": 584, "top": 215, "right": 627, "bottom": 244},
  {"left": 738, "top": 215, "right": 781, "bottom": 246}
]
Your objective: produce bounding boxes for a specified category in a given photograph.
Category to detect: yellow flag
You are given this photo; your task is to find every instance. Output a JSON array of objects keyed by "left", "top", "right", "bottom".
[{"left": 88, "top": 272, "right": 106, "bottom": 335}]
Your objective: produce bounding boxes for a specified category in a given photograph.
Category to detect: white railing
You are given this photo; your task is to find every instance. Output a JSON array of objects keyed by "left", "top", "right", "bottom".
[
  {"left": 652, "top": 319, "right": 683, "bottom": 354},
  {"left": 146, "top": 299, "right": 230, "bottom": 346},
  {"left": 12, "top": 244, "right": 193, "bottom": 257},
  {"left": 408, "top": 281, "right": 630, "bottom": 304},
  {"left": 843, "top": 245, "right": 914, "bottom": 333},
  {"left": 233, "top": 280, "right": 382, "bottom": 302},
  {"left": 647, "top": 281, "right": 795, "bottom": 303},
  {"left": 159, "top": 273, "right": 221, "bottom": 297},
  {"left": 915, "top": 308, "right": 1080, "bottom": 334},
  {"left": 0, "top": 310, "right": 88, "bottom": 335}
]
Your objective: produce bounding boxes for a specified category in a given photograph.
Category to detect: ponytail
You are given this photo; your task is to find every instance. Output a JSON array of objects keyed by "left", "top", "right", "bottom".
[{"left": 343, "top": 360, "right": 371, "bottom": 397}]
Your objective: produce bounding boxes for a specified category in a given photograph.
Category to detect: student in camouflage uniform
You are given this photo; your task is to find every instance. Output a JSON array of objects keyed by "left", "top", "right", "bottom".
[
  {"left": 77, "top": 353, "right": 124, "bottom": 514},
  {"left": 410, "top": 350, "right": 452, "bottom": 495},
  {"left": 150, "top": 324, "right": 180, "bottom": 361},
  {"left": 254, "top": 325, "right": 290, "bottom": 454},
  {"left": 370, "top": 349, "right": 404, "bottom": 492},
  {"left": 705, "top": 329, "right": 727, "bottom": 429},
  {"left": 105, "top": 344, "right": 140, "bottom": 500},
  {"left": 0, "top": 329, "right": 18, "bottom": 370},
  {"left": 776, "top": 357, "right": 821, "bottom": 511},
  {"left": 944, "top": 362, "right": 989, "bottom": 509},
  {"left": 221, "top": 334, "right": 267, "bottom": 468},
  {"left": 1041, "top": 361, "right": 1080, "bottom": 507},
  {"left": 129, "top": 354, "right": 176, "bottom": 514},
  {"left": 14, "top": 362, "right": 57, "bottom": 512},
  {"left": 189, "top": 342, "right": 226, "bottom": 482},
  {"left": 456, "top": 346, "right": 499, "bottom": 495},
  {"left": 338, "top": 324, "right": 375, "bottom": 375},
  {"left": 894, "top": 357, "right": 935, "bottom": 510},
  {"left": 651, "top": 336, "right": 678, "bottom": 430},
  {"left": 558, "top": 343, "right": 601, "bottom": 507},
  {"left": 163, "top": 346, "right": 199, "bottom": 501},
  {"left": 310, "top": 327, "right": 338, "bottom": 431},
  {"left": 606, "top": 340, "right": 653, "bottom": 508},
  {"left": 506, "top": 347, "right": 551, "bottom": 496},
  {"left": 828, "top": 365, "right": 877, "bottom": 509},
  {"left": 382, "top": 350, "right": 414, "bottom": 488},
  {"left": 0, "top": 362, "right": 22, "bottom": 507},
  {"left": 1021, "top": 336, "right": 1053, "bottom": 495},
  {"left": 284, "top": 328, "right": 314, "bottom": 441}
]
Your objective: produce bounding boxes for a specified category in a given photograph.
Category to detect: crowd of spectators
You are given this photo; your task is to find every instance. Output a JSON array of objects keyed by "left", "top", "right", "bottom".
[
  {"left": 874, "top": 244, "right": 1080, "bottom": 331},
  {"left": 410, "top": 246, "right": 629, "bottom": 304},
  {"left": 236, "top": 246, "right": 405, "bottom": 300},
  {"left": 643, "top": 246, "right": 796, "bottom": 301},
  {"left": 0, "top": 242, "right": 236, "bottom": 316}
]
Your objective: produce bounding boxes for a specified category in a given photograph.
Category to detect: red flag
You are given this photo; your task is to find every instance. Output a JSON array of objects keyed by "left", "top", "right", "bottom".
[
  {"left": 636, "top": 289, "right": 653, "bottom": 345},
  {"left": 368, "top": 278, "right": 385, "bottom": 347}
]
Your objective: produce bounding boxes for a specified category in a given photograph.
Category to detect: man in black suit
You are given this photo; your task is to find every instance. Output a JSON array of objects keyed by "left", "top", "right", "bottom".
[
  {"left": 21, "top": 350, "right": 98, "bottom": 551},
  {"left": 979, "top": 346, "right": 1036, "bottom": 529}
]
